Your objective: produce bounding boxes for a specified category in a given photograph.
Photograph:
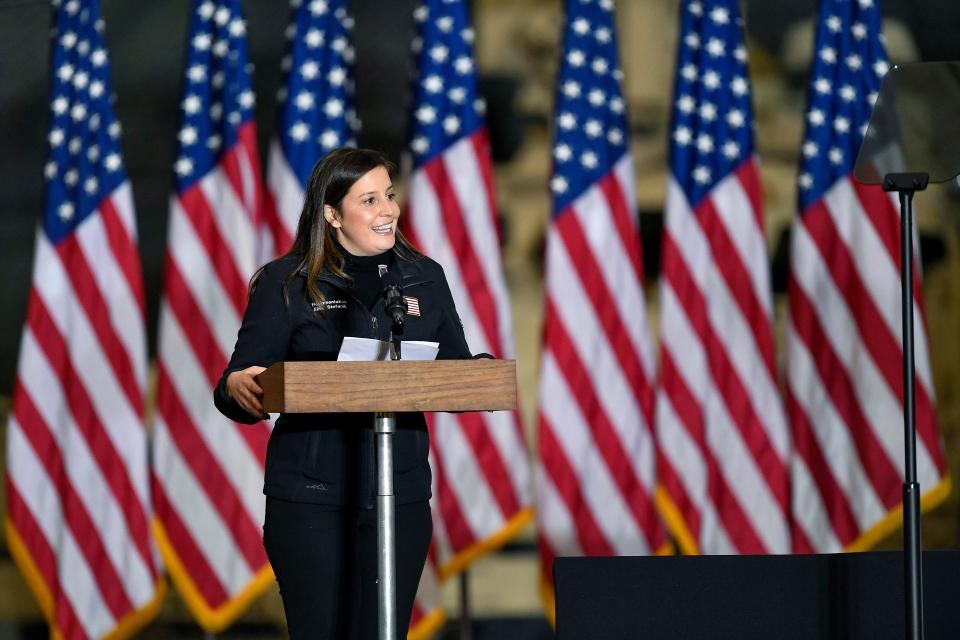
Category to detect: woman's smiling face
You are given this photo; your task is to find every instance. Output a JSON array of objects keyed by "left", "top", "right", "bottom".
[{"left": 325, "top": 165, "right": 400, "bottom": 256}]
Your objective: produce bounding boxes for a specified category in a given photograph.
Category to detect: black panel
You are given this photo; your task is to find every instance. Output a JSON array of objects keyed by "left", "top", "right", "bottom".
[{"left": 555, "top": 550, "right": 960, "bottom": 640}]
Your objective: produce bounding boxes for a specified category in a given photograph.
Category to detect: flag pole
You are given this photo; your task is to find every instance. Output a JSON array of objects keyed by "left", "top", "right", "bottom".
[{"left": 459, "top": 570, "right": 472, "bottom": 640}]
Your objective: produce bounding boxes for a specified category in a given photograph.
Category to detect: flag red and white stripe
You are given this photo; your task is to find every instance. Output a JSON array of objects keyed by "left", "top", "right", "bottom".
[
  {"left": 786, "top": 0, "right": 948, "bottom": 552},
  {"left": 151, "top": 0, "right": 273, "bottom": 630},
  {"left": 538, "top": 157, "right": 667, "bottom": 567},
  {"left": 537, "top": 0, "right": 667, "bottom": 615},
  {"left": 404, "top": 0, "right": 533, "bottom": 579},
  {"left": 5, "top": 1, "right": 163, "bottom": 638},
  {"left": 655, "top": 0, "right": 790, "bottom": 554},
  {"left": 406, "top": 132, "right": 533, "bottom": 574}
]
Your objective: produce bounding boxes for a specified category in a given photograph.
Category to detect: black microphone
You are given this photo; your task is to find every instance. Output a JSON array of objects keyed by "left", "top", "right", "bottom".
[{"left": 382, "top": 276, "right": 407, "bottom": 329}]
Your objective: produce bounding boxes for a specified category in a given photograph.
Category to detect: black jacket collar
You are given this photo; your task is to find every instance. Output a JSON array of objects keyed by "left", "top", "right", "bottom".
[{"left": 297, "top": 248, "right": 431, "bottom": 290}]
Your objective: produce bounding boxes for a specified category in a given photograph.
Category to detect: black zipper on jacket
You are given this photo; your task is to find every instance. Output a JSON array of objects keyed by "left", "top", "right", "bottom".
[
  {"left": 315, "top": 275, "right": 383, "bottom": 508},
  {"left": 316, "top": 274, "right": 381, "bottom": 338},
  {"left": 315, "top": 272, "right": 432, "bottom": 508}
]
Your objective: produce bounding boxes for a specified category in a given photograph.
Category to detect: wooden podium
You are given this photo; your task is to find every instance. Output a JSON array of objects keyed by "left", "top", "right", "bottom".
[
  {"left": 256, "top": 359, "right": 518, "bottom": 640},
  {"left": 257, "top": 359, "right": 517, "bottom": 413}
]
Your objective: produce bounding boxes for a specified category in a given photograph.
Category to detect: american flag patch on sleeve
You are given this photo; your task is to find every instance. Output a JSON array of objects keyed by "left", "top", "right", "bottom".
[{"left": 404, "top": 296, "right": 421, "bottom": 316}]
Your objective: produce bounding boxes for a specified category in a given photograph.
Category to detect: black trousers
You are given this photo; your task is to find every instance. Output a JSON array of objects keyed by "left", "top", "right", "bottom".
[{"left": 263, "top": 497, "right": 433, "bottom": 640}]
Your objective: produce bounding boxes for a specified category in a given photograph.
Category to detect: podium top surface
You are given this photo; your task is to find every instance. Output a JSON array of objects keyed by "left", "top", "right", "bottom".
[{"left": 257, "top": 359, "right": 517, "bottom": 413}]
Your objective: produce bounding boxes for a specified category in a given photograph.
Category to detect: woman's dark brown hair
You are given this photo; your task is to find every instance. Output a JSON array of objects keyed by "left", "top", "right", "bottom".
[{"left": 250, "top": 147, "right": 421, "bottom": 307}]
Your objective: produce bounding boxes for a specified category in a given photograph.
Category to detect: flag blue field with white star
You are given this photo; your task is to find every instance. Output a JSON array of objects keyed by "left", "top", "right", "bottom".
[
  {"left": 547, "top": 0, "right": 630, "bottom": 213},
  {"left": 43, "top": 4, "right": 126, "bottom": 241},
  {"left": 537, "top": 0, "right": 666, "bottom": 612},
  {"left": 655, "top": 0, "right": 789, "bottom": 557},
  {"left": 785, "top": 0, "right": 948, "bottom": 554},
  {"left": 403, "top": 2, "right": 532, "bottom": 626},
  {"left": 171, "top": 0, "right": 257, "bottom": 193},
  {"left": 407, "top": 0, "right": 485, "bottom": 166},
  {"left": 153, "top": 0, "right": 275, "bottom": 630},
  {"left": 667, "top": 0, "right": 753, "bottom": 207},
  {"left": 266, "top": 0, "right": 359, "bottom": 257},
  {"left": 7, "top": 1, "right": 163, "bottom": 638}
]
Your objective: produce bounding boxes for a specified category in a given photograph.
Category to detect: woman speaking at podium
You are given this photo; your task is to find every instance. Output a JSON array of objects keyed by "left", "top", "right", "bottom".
[{"left": 213, "top": 147, "right": 472, "bottom": 639}]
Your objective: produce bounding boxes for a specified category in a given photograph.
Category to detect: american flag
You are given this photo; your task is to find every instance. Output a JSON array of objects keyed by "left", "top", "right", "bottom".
[
  {"left": 5, "top": 1, "right": 164, "bottom": 638},
  {"left": 655, "top": 0, "right": 790, "bottom": 554},
  {"left": 151, "top": 0, "right": 272, "bottom": 630},
  {"left": 265, "top": 0, "right": 359, "bottom": 259},
  {"left": 537, "top": 0, "right": 667, "bottom": 614},
  {"left": 403, "top": 0, "right": 533, "bottom": 588},
  {"left": 786, "top": 0, "right": 948, "bottom": 552}
]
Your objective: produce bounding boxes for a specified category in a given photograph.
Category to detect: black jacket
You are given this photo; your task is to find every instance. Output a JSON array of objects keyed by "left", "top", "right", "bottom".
[{"left": 213, "top": 250, "right": 472, "bottom": 508}]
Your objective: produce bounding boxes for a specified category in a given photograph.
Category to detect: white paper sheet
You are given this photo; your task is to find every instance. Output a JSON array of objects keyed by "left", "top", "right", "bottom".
[{"left": 337, "top": 336, "right": 439, "bottom": 362}]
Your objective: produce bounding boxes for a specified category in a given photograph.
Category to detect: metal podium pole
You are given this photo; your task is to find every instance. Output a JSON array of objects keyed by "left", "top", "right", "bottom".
[
  {"left": 376, "top": 334, "right": 402, "bottom": 640},
  {"left": 375, "top": 410, "right": 397, "bottom": 640}
]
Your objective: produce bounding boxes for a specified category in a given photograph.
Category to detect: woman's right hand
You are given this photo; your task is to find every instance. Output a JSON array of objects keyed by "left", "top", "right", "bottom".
[{"left": 226, "top": 365, "right": 269, "bottom": 420}]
